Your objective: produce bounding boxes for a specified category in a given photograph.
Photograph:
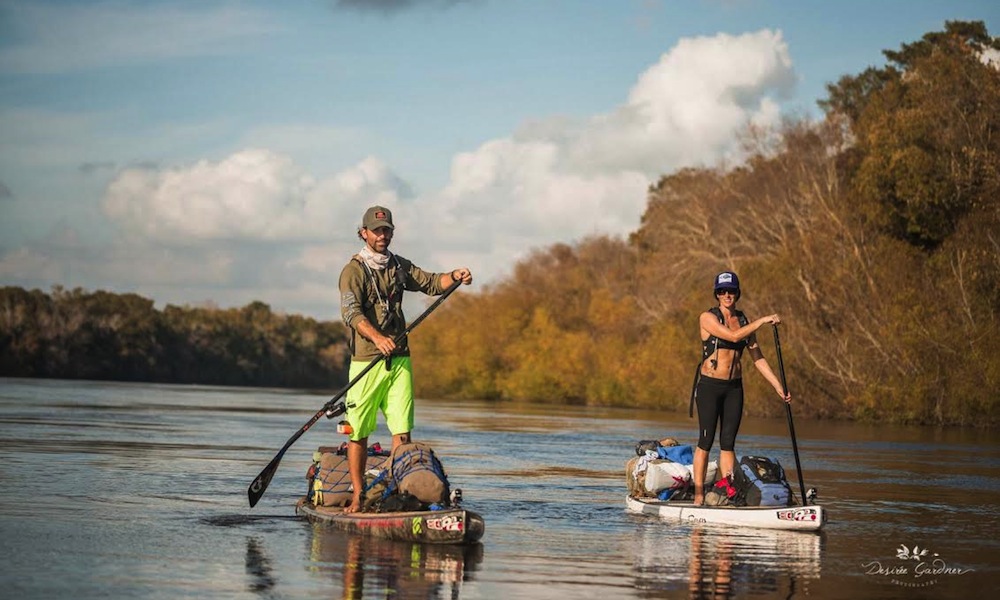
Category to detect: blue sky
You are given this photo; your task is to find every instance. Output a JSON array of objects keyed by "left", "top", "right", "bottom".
[{"left": 1, "top": 0, "right": 997, "bottom": 319}]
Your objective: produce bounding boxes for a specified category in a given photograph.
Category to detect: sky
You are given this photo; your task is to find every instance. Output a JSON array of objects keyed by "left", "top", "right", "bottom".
[{"left": 1, "top": 0, "right": 997, "bottom": 320}]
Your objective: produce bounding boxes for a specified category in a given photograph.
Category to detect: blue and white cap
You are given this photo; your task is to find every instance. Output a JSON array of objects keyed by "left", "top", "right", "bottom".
[{"left": 713, "top": 271, "right": 740, "bottom": 292}]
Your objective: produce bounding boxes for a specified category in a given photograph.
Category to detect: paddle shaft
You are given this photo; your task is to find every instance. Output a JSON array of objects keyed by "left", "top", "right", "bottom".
[
  {"left": 247, "top": 278, "right": 464, "bottom": 508},
  {"left": 772, "top": 325, "right": 809, "bottom": 506}
]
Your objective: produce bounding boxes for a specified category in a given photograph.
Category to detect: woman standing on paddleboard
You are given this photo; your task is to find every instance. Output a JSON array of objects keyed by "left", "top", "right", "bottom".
[{"left": 691, "top": 271, "right": 791, "bottom": 506}]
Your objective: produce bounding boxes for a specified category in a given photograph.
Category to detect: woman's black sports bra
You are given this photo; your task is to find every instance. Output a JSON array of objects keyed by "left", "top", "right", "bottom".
[{"left": 701, "top": 306, "right": 749, "bottom": 362}]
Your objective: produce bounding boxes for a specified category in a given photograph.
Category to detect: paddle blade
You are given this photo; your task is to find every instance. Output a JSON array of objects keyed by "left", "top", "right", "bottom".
[{"left": 247, "top": 456, "right": 281, "bottom": 508}]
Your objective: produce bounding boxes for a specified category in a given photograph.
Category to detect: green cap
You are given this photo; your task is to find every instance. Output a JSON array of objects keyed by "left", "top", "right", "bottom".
[{"left": 362, "top": 205, "right": 394, "bottom": 230}]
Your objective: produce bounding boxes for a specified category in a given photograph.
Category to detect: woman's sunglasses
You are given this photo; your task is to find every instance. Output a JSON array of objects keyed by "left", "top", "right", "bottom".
[{"left": 716, "top": 288, "right": 738, "bottom": 297}]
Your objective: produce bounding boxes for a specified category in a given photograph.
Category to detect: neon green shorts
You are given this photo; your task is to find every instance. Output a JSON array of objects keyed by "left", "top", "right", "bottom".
[{"left": 344, "top": 357, "right": 414, "bottom": 441}]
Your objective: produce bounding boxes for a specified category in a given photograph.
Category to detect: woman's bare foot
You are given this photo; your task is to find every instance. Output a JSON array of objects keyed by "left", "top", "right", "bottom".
[{"left": 692, "top": 484, "right": 704, "bottom": 506}]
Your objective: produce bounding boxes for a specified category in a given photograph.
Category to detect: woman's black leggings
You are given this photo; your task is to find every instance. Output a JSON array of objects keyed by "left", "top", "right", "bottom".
[{"left": 695, "top": 376, "right": 744, "bottom": 451}]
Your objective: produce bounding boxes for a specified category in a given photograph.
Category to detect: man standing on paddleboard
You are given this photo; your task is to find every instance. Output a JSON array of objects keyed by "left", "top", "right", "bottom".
[{"left": 338, "top": 205, "right": 472, "bottom": 513}]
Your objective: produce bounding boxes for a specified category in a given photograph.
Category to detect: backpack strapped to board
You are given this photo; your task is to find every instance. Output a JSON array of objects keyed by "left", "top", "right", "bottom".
[
  {"left": 307, "top": 443, "right": 389, "bottom": 507},
  {"left": 381, "top": 442, "right": 450, "bottom": 507},
  {"left": 731, "top": 455, "right": 793, "bottom": 507}
]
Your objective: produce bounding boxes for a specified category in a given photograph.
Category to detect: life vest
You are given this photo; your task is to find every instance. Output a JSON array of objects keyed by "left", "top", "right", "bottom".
[{"left": 349, "top": 253, "right": 409, "bottom": 359}]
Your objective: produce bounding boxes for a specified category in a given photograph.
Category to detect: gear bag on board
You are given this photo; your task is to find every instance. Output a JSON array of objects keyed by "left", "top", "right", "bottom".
[
  {"left": 307, "top": 443, "right": 389, "bottom": 507},
  {"left": 731, "top": 455, "right": 794, "bottom": 507},
  {"left": 381, "top": 442, "right": 451, "bottom": 507}
]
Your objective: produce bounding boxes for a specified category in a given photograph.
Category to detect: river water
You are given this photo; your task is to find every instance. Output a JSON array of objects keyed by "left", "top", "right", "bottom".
[{"left": 0, "top": 377, "right": 997, "bottom": 599}]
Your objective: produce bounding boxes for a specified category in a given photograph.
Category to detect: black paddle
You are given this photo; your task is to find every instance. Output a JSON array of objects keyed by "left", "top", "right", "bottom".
[
  {"left": 247, "top": 277, "right": 464, "bottom": 508},
  {"left": 772, "top": 324, "right": 810, "bottom": 506}
]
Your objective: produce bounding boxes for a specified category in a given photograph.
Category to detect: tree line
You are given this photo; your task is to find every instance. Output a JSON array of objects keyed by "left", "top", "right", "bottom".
[
  {"left": 0, "top": 286, "right": 350, "bottom": 388},
  {"left": 410, "top": 21, "right": 999, "bottom": 427}
]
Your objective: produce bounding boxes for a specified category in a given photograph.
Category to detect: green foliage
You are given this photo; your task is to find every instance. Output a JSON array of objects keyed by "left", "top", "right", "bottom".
[
  {"left": 819, "top": 66, "right": 898, "bottom": 127},
  {"left": 826, "top": 20, "right": 1000, "bottom": 249},
  {"left": 0, "top": 286, "right": 350, "bottom": 388}
]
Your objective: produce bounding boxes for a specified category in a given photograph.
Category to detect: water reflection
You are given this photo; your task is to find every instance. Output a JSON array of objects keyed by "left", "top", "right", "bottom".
[
  {"left": 4, "top": 379, "right": 998, "bottom": 599},
  {"left": 305, "top": 523, "right": 483, "bottom": 599},
  {"left": 688, "top": 528, "right": 733, "bottom": 598},
  {"left": 245, "top": 537, "right": 277, "bottom": 593},
  {"left": 632, "top": 519, "right": 823, "bottom": 598}
]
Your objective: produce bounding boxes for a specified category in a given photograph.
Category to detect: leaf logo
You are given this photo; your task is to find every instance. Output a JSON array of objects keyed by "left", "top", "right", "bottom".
[{"left": 896, "top": 544, "right": 934, "bottom": 561}]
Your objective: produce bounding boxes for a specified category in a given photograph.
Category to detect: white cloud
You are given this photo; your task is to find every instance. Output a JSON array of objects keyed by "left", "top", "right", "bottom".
[
  {"left": 0, "top": 1, "right": 278, "bottom": 74},
  {"left": 102, "top": 150, "right": 411, "bottom": 243},
  {"left": 2, "top": 29, "right": 797, "bottom": 317},
  {"left": 563, "top": 29, "right": 794, "bottom": 175},
  {"left": 331, "top": 156, "right": 414, "bottom": 200},
  {"left": 409, "top": 136, "right": 650, "bottom": 278},
  {"left": 104, "top": 149, "right": 312, "bottom": 241},
  {"left": 407, "top": 29, "right": 795, "bottom": 278}
]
